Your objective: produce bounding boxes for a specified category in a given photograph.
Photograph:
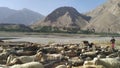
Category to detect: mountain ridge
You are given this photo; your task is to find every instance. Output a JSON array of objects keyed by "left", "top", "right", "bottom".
[{"left": 0, "top": 7, "right": 44, "bottom": 25}]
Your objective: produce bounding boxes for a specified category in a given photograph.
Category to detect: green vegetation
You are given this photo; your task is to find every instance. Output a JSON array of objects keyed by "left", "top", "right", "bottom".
[
  {"left": 35, "top": 26, "right": 52, "bottom": 32},
  {"left": 0, "top": 25, "right": 120, "bottom": 37},
  {"left": 94, "top": 32, "right": 120, "bottom": 37},
  {"left": 34, "top": 26, "right": 59, "bottom": 33},
  {"left": 34, "top": 26, "right": 81, "bottom": 33},
  {"left": 0, "top": 24, "right": 33, "bottom": 32},
  {"left": 0, "top": 27, "right": 32, "bottom": 32}
]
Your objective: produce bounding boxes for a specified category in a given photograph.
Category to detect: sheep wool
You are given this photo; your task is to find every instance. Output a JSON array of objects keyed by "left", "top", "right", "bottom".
[
  {"left": 94, "top": 58, "right": 120, "bottom": 68},
  {"left": 10, "top": 62, "right": 44, "bottom": 68},
  {"left": 55, "top": 65, "right": 67, "bottom": 68}
]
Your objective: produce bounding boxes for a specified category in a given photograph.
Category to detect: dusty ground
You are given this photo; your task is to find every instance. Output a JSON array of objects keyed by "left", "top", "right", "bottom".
[{"left": 0, "top": 31, "right": 120, "bottom": 48}]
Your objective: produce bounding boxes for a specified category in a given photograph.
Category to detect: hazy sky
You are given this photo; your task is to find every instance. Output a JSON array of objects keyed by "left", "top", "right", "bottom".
[{"left": 0, "top": 0, "right": 106, "bottom": 16}]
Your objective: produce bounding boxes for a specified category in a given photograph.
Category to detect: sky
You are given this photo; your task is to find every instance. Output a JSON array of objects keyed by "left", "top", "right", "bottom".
[{"left": 0, "top": 0, "right": 106, "bottom": 16}]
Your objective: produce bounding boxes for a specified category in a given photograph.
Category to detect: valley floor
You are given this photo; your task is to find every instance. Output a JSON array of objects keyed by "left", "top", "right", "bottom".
[{"left": 0, "top": 31, "right": 120, "bottom": 45}]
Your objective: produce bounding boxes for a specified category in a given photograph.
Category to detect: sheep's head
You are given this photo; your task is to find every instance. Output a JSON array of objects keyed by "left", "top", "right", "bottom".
[
  {"left": 35, "top": 52, "right": 43, "bottom": 61},
  {"left": 93, "top": 57, "right": 100, "bottom": 65}
]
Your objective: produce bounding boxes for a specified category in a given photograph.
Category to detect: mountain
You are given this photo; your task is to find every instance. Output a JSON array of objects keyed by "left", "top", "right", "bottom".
[
  {"left": 0, "top": 7, "right": 44, "bottom": 25},
  {"left": 85, "top": 0, "right": 120, "bottom": 33},
  {"left": 0, "top": 23, "right": 32, "bottom": 31},
  {"left": 0, "top": 7, "right": 17, "bottom": 21},
  {"left": 32, "top": 7, "right": 91, "bottom": 31}
]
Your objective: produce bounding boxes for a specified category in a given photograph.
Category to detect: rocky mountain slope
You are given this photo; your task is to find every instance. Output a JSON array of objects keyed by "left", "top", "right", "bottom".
[
  {"left": 85, "top": 0, "right": 120, "bottom": 33},
  {"left": 32, "top": 7, "right": 91, "bottom": 31}
]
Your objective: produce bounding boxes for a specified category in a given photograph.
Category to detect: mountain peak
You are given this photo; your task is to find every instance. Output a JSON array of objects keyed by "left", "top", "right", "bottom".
[
  {"left": 44, "top": 6, "right": 84, "bottom": 22},
  {"left": 32, "top": 6, "right": 90, "bottom": 30}
]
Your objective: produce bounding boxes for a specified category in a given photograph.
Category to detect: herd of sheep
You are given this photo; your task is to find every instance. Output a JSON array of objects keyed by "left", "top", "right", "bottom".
[{"left": 0, "top": 40, "right": 120, "bottom": 68}]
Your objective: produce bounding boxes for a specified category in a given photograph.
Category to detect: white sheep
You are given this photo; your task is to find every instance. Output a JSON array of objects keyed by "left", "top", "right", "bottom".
[
  {"left": 82, "top": 51, "right": 98, "bottom": 56},
  {"left": 7, "top": 55, "right": 36, "bottom": 65},
  {"left": 46, "top": 54, "right": 63, "bottom": 61},
  {"left": 83, "top": 60, "right": 105, "bottom": 68},
  {"left": 55, "top": 65, "right": 67, "bottom": 68},
  {"left": 18, "top": 55, "right": 36, "bottom": 63},
  {"left": 10, "top": 62, "right": 44, "bottom": 68},
  {"left": 80, "top": 51, "right": 98, "bottom": 59},
  {"left": 83, "top": 65, "right": 105, "bottom": 68},
  {"left": 6, "top": 52, "right": 43, "bottom": 65},
  {"left": 0, "top": 49, "right": 10, "bottom": 60},
  {"left": 68, "top": 57, "right": 84, "bottom": 66},
  {"left": 83, "top": 60, "right": 95, "bottom": 66},
  {"left": 7, "top": 52, "right": 63, "bottom": 65},
  {"left": 93, "top": 57, "right": 120, "bottom": 68}
]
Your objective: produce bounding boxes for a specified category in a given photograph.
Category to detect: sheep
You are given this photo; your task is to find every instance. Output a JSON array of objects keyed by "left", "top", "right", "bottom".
[
  {"left": 82, "top": 51, "right": 98, "bottom": 56},
  {"left": 83, "top": 60, "right": 105, "bottom": 68},
  {"left": 43, "top": 53, "right": 64, "bottom": 62},
  {"left": 0, "top": 49, "right": 10, "bottom": 60},
  {"left": 68, "top": 57, "right": 84, "bottom": 66},
  {"left": 80, "top": 51, "right": 98, "bottom": 59},
  {"left": 85, "top": 57, "right": 92, "bottom": 61},
  {"left": 83, "top": 65, "right": 105, "bottom": 68},
  {"left": 17, "top": 55, "right": 36, "bottom": 63},
  {"left": 68, "top": 45, "right": 78, "bottom": 50},
  {"left": 10, "top": 62, "right": 44, "bottom": 68},
  {"left": 37, "top": 47, "right": 59, "bottom": 54},
  {"left": 93, "top": 57, "right": 120, "bottom": 68},
  {"left": 61, "top": 50, "right": 77, "bottom": 57},
  {"left": 56, "top": 47, "right": 64, "bottom": 53},
  {"left": 106, "top": 52, "right": 118, "bottom": 58},
  {"left": 16, "top": 51, "right": 36, "bottom": 56},
  {"left": 6, "top": 52, "right": 43, "bottom": 66},
  {"left": 7, "top": 52, "right": 63, "bottom": 65},
  {"left": 6, "top": 55, "right": 35, "bottom": 66},
  {"left": 55, "top": 65, "right": 67, "bottom": 68},
  {"left": 6, "top": 54, "right": 17, "bottom": 65},
  {"left": 22, "top": 43, "right": 39, "bottom": 51}
]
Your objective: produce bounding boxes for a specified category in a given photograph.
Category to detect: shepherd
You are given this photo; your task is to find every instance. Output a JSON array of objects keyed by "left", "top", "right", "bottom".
[{"left": 110, "top": 37, "right": 115, "bottom": 51}]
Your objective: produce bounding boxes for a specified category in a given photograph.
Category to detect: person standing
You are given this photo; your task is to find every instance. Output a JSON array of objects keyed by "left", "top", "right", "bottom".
[{"left": 110, "top": 37, "right": 116, "bottom": 50}]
